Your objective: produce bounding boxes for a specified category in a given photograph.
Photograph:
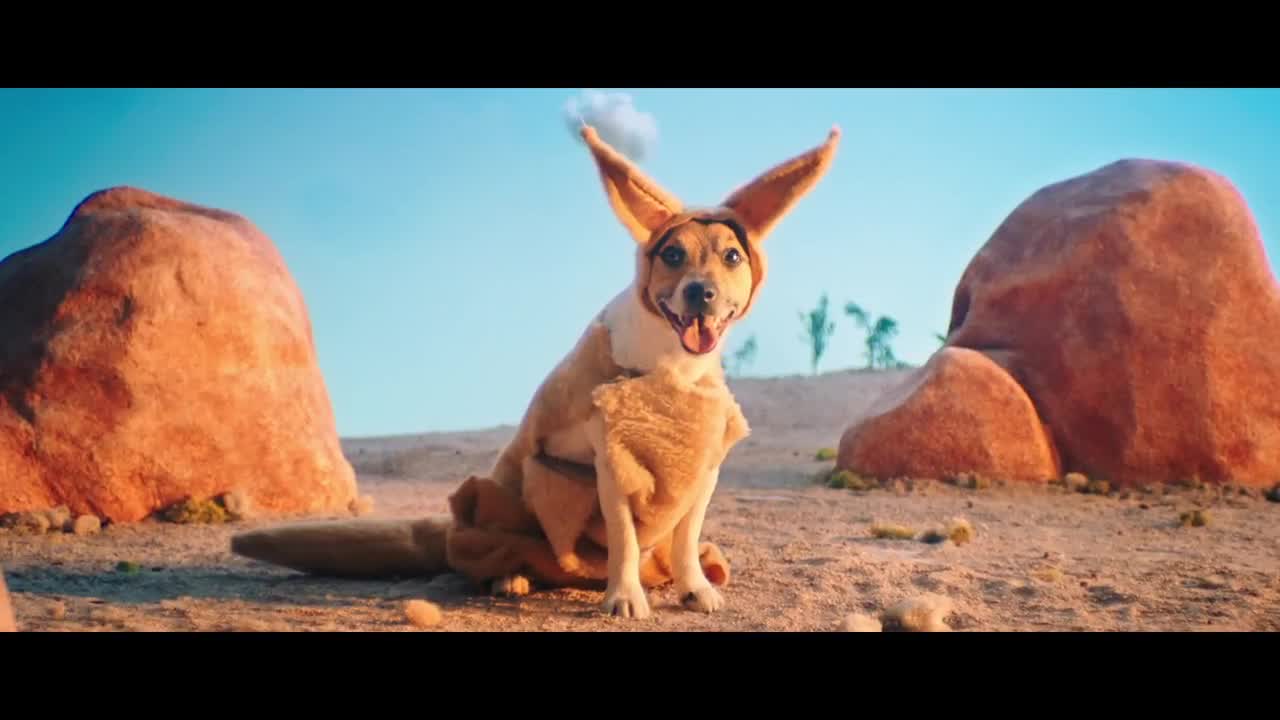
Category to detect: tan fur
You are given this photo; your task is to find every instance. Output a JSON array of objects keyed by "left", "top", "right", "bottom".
[
  {"left": 647, "top": 222, "right": 750, "bottom": 297},
  {"left": 230, "top": 123, "right": 840, "bottom": 618}
]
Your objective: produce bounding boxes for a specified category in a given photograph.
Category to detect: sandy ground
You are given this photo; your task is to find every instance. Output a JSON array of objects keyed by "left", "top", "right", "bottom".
[{"left": 4, "top": 368, "right": 1280, "bottom": 632}]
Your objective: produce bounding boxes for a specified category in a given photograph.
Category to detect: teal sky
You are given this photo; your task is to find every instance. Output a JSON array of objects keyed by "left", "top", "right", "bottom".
[{"left": 3, "top": 88, "right": 1278, "bottom": 437}]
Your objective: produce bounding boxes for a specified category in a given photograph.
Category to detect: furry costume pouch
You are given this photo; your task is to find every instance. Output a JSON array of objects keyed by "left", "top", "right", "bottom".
[{"left": 445, "top": 363, "right": 748, "bottom": 590}]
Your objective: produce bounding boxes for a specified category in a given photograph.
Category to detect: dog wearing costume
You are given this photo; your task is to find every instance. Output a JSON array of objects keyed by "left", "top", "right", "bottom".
[{"left": 231, "top": 123, "right": 840, "bottom": 619}]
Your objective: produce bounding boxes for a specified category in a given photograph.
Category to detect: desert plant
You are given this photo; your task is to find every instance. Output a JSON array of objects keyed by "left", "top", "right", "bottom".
[
  {"left": 845, "top": 302, "right": 901, "bottom": 369},
  {"left": 945, "top": 517, "right": 974, "bottom": 545},
  {"left": 800, "top": 294, "right": 836, "bottom": 374},
  {"left": 1031, "top": 566, "right": 1065, "bottom": 583},
  {"left": 1083, "top": 479, "right": 1111, "bottom": 496},
  {"left": 920, "top": 518, "right": 972, "bottom": 545},
  {"left": 870, "top": 522, "right": 917, "bottom": 540},
  {"left": 726, "top": 334, "right": 759, "bottom": 376},
  {"left": 1179, "top": 509, "right": 1211, "bottom": 527},
  {"left": 156, "top": 496, "right": 230, "bottom": 524},
  {"left": 824, "top": 469, "right": 876, "bottom": 491},
  {"left": 946, "top": 472, "right": 993, "bottom": 490}
]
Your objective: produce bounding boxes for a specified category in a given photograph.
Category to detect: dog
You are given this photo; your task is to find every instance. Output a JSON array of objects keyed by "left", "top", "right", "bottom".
[{"left": 230, "top": 123, "right": 840, "bottom": 620}]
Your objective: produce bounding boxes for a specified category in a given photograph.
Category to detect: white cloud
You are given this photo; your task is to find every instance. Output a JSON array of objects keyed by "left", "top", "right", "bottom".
[{"left": 564, "top": 89, "right": 658, "bottom": 163}]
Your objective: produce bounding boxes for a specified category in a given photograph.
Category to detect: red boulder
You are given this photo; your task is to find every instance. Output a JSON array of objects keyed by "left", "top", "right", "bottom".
[
  {"left": 945, "top": 159, "right": 1280, "bottom": 487},
  {"left": 838, "top": 347, "right": 1060, "bottom": 483},
  {"left": 0, "top": 188, "right": 357, "bottom": 522}
]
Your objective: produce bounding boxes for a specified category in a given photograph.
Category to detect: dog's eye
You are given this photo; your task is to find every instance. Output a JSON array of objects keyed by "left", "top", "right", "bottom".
[
  {"left": 723, "top": 248, "right": 742, "bottom": 266},
  {"left": 660, "top": 246, "right": 685, "bottom": 267}
]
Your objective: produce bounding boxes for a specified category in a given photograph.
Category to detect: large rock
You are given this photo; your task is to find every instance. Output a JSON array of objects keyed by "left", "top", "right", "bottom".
[
  {"left": 0, "top": 569, "right": 14, "bottom": 632},
  {"left": 838, "top": 348, "right": 1059, "bottom": 483},
  {"left": 0, "top": 187, "right": 357, "bottom": 522},
  {"left": 939, "top": 159, "right": 1280, "bottom": 487}
]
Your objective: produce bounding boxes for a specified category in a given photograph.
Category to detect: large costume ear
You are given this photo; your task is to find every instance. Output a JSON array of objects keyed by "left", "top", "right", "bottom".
[
  {"left": 722, "top": 126, "right": 841, "bottom": 241},
  {"left": 581, "top": 125, "right": 683, "bottom": 244}
]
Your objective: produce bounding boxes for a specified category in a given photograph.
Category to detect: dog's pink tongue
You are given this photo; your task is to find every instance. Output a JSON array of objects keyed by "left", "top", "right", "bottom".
[{"left": 680, "top": 317, "right": 719, "bottom": 354}]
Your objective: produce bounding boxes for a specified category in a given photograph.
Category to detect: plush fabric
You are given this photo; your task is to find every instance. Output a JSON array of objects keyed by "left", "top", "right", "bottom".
[{"left": 445, "top": 345, "right": 748, "bottom": 589}]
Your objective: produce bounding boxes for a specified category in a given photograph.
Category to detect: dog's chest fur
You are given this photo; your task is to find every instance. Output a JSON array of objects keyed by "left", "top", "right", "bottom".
[{"left": 541, "top": 286, "right": 724, "bottom": 467}]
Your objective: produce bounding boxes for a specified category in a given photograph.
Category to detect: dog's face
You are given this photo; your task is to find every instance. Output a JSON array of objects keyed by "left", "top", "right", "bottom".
[
  {"left": 579, "top": 124, "right": 841, "bottom": 355},
  {"left": 646, "top": 219, "right": 753, "bottom": 355}
]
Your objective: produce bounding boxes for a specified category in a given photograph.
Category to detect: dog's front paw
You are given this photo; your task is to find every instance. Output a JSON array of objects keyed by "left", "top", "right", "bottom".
[
  {"left": 680, "top": 584, "right": 725, "bottom": 614},
  {"left": 602, "top": 582, "right": 651, "bottom": 619}
]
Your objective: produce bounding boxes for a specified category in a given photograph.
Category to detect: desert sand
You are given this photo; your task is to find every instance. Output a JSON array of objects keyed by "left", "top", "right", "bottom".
[{"left": 4, "top": 367, "right": 1278, "bottom": 632}]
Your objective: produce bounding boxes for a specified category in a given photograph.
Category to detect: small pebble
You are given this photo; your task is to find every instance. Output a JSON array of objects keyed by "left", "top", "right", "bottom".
[
  {"left": 221, "top": 491, "right": 255, "bottom": 521},
  {"left": 840, "top": 613, "right": 883, "bottom": 632},
  {"left": 350, "top": 495, "right": 375, "bottom": 517},
  {"left": 1063, "top": 472, "right": 1088, "bottom": 492},
  {"left": 45, "top": 506, "right": 72, "bottom": 532},
  {"left": 71, "top": 515, "right": 101, "bottom": 535},
  {"left": 403, "top": 599, "right": 442, "bottom": 628},
  {"left": 881, "top": 594, "right": 953, "bottom": 632}
]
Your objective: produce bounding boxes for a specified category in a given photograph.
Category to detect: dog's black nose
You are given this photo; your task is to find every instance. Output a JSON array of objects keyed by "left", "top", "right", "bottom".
[{"left": 683, "top": 282, "right": 716, "bottom": 311}]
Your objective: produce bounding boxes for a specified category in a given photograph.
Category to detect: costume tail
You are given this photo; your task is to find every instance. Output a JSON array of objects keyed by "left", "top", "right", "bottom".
[{"left": 230, "top": 516, "right": 452, "bottom": 579}]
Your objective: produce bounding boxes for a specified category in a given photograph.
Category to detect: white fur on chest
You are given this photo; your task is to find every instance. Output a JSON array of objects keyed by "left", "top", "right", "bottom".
[
  {"left": 541, "top": 287, "right": 725, "bottom": 467},
  {"left": 599, "top": 286, "right": 724, "bottom": 380}
]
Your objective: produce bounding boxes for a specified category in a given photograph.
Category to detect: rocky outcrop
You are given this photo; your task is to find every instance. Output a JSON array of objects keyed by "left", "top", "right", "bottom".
[
  {"left": 0, "top": 187, "right": 357, "bottom": 522},
  {"left": 841, "top": 159, "right": 1280, "bottom": 488},
  {"left": 838, "top": 348, "right": 1059, "bottom": 483}
]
